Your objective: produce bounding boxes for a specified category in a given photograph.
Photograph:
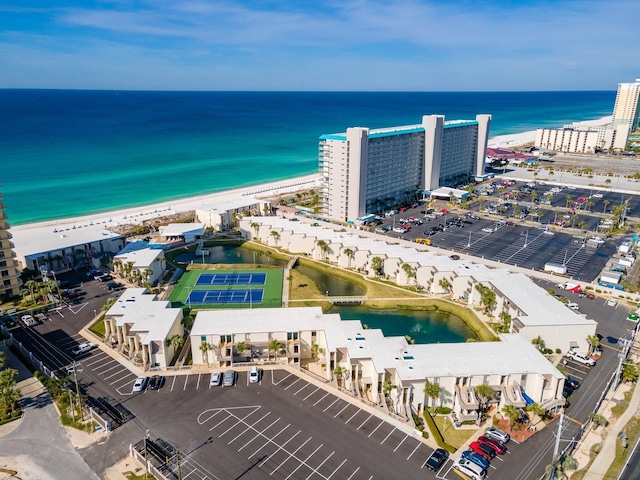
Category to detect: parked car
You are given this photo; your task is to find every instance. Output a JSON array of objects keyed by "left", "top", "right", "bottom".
[
  {"left": 469, "top": 441, "right": 495, "bottom": 460},
  {"left": 567, "top": 351, "right": 596, "bottom": 366},
  {"left": 484, "top": 426, "right": 510, "bottom": 443},
  {"left": 607, "top": 298, "right": 618, "bottom": 307},
  {"left": 223, "top": 370, "right": 237, "bottom": 387},
  {"left": 566, "top": 303, "right": 580, "bottom": 310},
  {"left": 249, "top": 366, "right": 260, "bottom": 384},
  {"left": 565, "top": 375, "right": 581, "bottom": 390},
  {"left": 71, "top": 342, "right": 95, "bottom": 356},
  {"left": 481, "top": 227, "right": 493, "bottom": 233},
  {"left": 425, "top": 448, "right": 449, "bottom": 472},
  {"left": 105, "top": 282, "right": 123, "bottom": 291},
  {"left": 95, "top": 273, "right": 112, "bottom": 282},
  {"left": 20, "top": 314, "right": 38, "bottom": 327},
  {"left": 453, "top": 458, "right": 486, "bottom": 479},
  {"left": 132, "top": 376, "right": 149, "bottom": 392},
  {"left": 462, "top": 450, "right": 490, "bottom": 470},
  {"left": 148, "top": 375, "right": 166, "bottom": 390},
  {"left": 478, "top": 435, "right": 507, "bottom": 455},
  {"left": 210, "top": 372, "right": 222, "bottom": 387}
]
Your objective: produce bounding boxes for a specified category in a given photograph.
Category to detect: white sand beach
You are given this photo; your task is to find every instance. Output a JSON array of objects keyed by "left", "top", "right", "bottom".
[
  {"left": 488, "top": 115, "right": 613, "bottom": 148},
  {"left": 12, "top": 173, "right": 322, "bottom": 233}
]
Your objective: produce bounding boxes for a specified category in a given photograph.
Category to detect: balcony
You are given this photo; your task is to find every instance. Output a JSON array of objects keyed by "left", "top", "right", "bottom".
[
  {"left": 502, "top": 384, "right": 527, "bottom": 408},
  {"left": 455, "top": 385, "right": 479, "bottom": 410}
]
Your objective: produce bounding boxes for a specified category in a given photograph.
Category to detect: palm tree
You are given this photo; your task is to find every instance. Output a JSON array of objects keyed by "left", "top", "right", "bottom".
[
  {"left": 269, "top": 230, "right": 281, "bottom": 247},
  {"left": 250, "top": 222, "right": 260, "bottom": 239},
  {"left": 316, "top": 240, "right": 331, "bottom": 260},
  {"left": 423, "top": 381, "right": 442, "bottom": 413},
  {"left": 142, "top": 268, "right": 154, "bottom": 284},
  {"left": 333, "top": 365, "right": 349, "bottom": 387},
  {"left": 402, "top": 263, "right": 416, "bottom": 284},
  {"left": 268, "top": 338, "right": 283, "bottom": 362},
  {"left": 438, "top": 278, "right": 451, "bottom": 293},
  {"left": 603, "top": 199, "right": 610, "bottom": 213},
  {"left": 370, "top": 257, "right": 384, "bottom": 277},
  {"left": 0, "top": 369, "right": 20, "bottom": 416},
  {"left": 310, "top": 343, "right": 324, "bottom": 361},
  {"left": 565, "top": 195, "right": 572, "bottom": 208},
  {"left": 586, "top": 334, "right": 600, "bottom": 355},
  {"left": 342, "top": 248, "right": 354, "bottom": 268},
  {"left": 199, "top": 341, "right": 210, "bottom": 365},
  {"left": 502, "top": 404, "right": 520, "bottom": 429},
  {"left": 263, "top": 204, "right": 271, "bottom": 216},
  {"left": 235, "top": 341, "right": 249, "bottom": 359},
  {"left": 475, "top": 384, "right": 494, "bottom": 412},
  {"left": 167, "top": 334, "right": 185, "bottom": 351},
  {"left": 382, "top": 379, "right": 397, "bottom": 397},
  {"left": 578, "top": 220, "right": 587, "bottom": 231},
  {"left": 25, "top": 279, "right": 37, "bottom": 302},
  {"left": 0, "top": 351, "right": 6, "bottom": 369},
  {"left": 526, "top": 402, "right": 547, "bottom": 421},
  {"left": 622, "top": 362, "right": 639, "bottom": 383}
]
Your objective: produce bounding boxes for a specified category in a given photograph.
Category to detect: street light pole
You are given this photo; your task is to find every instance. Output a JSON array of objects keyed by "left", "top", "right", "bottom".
[{"left": 144, "top": 429, "right": 150, "bottom": 479}]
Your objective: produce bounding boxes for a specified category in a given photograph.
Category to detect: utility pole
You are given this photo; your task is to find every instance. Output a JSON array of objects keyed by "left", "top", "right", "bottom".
[{"left": 549, "top": 413, "right": 564, "bottom": 480}]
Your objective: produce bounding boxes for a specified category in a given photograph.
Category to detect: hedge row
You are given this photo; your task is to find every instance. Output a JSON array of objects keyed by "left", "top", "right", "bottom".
[{"left": 423, "top": 410, "right": 456, "bottom": 454}]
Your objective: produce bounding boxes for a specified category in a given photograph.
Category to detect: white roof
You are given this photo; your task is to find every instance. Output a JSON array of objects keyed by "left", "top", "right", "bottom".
[
  {"left": 190, "top": 308, "right": 564, "bottom": 382},
  {"left": 159, "top": 223, "right": 205, "bottom": 237},
  {"left": 106, "top": 288, "right": 181, "bottom": 344},
  {"left": 115, "top": 242, "right": 163, "bottom": 267},
  {"left": 12, "top": 222, "right": 123, "bottom": 258},
  {"left": 196, "top": 196, "right": 263, "bottom": 213}
]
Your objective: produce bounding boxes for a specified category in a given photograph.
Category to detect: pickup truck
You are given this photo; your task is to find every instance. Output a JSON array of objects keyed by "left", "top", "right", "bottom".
[
  {"left": 567, "top": 351, "right": 596, "bottom": 366},
  {"left": 72, "top": 342, "right": 95, "bottom": 356}
]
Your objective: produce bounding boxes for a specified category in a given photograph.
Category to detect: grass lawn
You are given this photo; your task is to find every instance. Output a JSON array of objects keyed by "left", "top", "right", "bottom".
[
  {"left": 432, "top": 415, "right": 475, "bottom": 449},
  {"left": 88, "top": 316, "right": 106, "bottom": 339}
]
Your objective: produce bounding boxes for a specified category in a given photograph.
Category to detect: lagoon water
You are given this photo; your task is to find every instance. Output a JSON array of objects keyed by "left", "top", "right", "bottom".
[{"left": 1, "top": 90, "right": 615, "bottom": 225}]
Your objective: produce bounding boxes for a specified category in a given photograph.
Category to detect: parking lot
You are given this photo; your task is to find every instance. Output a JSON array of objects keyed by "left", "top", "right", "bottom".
[{"left": 365, "top": 179, "right": 638, "bottom": 282}]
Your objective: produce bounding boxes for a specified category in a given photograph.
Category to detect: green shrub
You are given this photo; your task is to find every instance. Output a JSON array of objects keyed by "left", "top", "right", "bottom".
[
  {"left": 435, "top": 406, "right": 452, "bottom": 415},
  {"left": 422, "top": 431, "right": 429, "bottom": 439},
  {"left": 555, "top": 348, "right": 562, "bottom": 354},
  {"left": 423, "top": 410, "right": 456, "bottom": 453}
]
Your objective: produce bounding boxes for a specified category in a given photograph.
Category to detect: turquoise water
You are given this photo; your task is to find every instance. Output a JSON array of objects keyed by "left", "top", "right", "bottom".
[
  {"left": 1, "top": 90, "right": 615, "bottom": 225},
  {"left": 330, "top": 306, "right": 476, "bottom": 344}
]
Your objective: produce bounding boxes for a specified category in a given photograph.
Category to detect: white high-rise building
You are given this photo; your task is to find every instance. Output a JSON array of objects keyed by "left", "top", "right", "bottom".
[
  {"left": 319, "top": 114, "right": 491, "bottom": 222},
  {"left": 612, "top": 78, "right": 640, "bottom": 131}
]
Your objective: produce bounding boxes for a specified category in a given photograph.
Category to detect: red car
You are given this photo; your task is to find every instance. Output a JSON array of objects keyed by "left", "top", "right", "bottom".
[
  {"left": 478, "top": 435, "right": 507, "bottom": 455},
  {"left": 469, "top": 441, "right": 495, "bottom": 460}
]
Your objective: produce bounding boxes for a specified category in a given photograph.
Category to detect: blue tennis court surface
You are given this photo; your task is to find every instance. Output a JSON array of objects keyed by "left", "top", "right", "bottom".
[
  {"left": 187, "top": 289, "right": 264, "bottom": 305},
  {"left": 195, "top": 272, "right": 267, "bottom": 286}
]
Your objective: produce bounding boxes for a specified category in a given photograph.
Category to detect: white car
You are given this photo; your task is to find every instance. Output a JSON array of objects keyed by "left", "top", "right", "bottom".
[
  {"left": 20, "top": 314, "right": 38, "bottom": 327},
  {"left": 607, "top": 298, "right": 618, "bottom": 307},
  {"left": 249, "top": 366, "right": 260, "bottom": 384},
  {"left": 453, "top": 458, "right": 486, "bottom": 479},
  {"left": 590, "top": 236, "right": 605, "bottom": 244},
  {"left": 591, "top": 193, "right": 603, "bottom": 198},
  {"left": 567, "top": 351, "right": 596, "bottom": 366},
  {"left": 72, "top": 342, "right": 95, "bottom": 356},
  {"left": 485, "top": 426, "right": 510, "bottom": 443},
  {"left": 566, "top": 303, "right": 580, "bottom": 311},
  {"left": 482, "top": 227, "right": 493, "bottom": 233},
  {"left": 210, "top": 372, "right": 222, "bottom": 387},
  {"left": 132, "top": 376, "right": 149, "bottom": 392}
]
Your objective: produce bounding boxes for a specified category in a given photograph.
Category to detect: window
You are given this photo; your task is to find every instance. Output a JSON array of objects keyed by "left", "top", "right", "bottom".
[
  {"left": 201, "top": 336, "right": 207, "bottom": 342},
  {"left": 287, "top": 332, "right": 298, "bottom": 340}
]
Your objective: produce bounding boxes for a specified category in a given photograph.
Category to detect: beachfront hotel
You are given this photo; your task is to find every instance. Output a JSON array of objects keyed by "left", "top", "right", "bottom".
[
  {"left": 318, "top": 114, "right": 491, "bottom": 223},
  {"left": 535, "top": 77, "right": 640, "bottom": 153},
  {"left": 0, "top": 187, "right": 21, "bottom": 299}
]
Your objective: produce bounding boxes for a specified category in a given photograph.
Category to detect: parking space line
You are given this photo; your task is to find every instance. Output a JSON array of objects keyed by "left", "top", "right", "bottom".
[
  {"left": 247, "top": 424, "right": 290, "bottom": 459},
  {"left": 238, "top": 418, "right": 281, "bottom": 452},
  {"left": 303, "top": 387, "right": 319, "bottom": 401},
  {"left": 368, "top": 421, "right": 384, "bottom": 438},
  {"left": 228, "top": 412, "right": 271, "bottom": 445},
  {"left": 393, "top": 435, "right": 407, "bottom": 452},
  {"left": 284, "top": 444, "right": 323, "bottom": 480},
  {"left": 260, "top": 430, "right": 301, "bottom": 469},
  {"left": 334, "top": 404, "right": 350, "bottom": 418},
  {"left": 170, "top": 376, "right": 177, "bottom": 391},
  {"left": 346, "top": 467, "right": 360, "bottom": 480},
  {"left": 313, "top": 392, "right": 330, "bottom": 406},
  {"left": 96, "top": 363, "right": 124, "bottom": 376},
  {"left": 201, "top": 410, "right": 224, "bottom": 426},
  {"left": 304, "top": 451, "right": 334, "bottom": 480},
  {"left": 183, "top": 375, "right": 189, "bottom": 391},
  {"left": 271, "top": 371, "right": 293, "bottom": 385},
  {"left": 196, "top": 374, "right": 202, "bottom": 390},
  {"left": 407, "top": 442, "right": 421, "bottom": 460},
  {"left": 219, "top": 408, "right": 263, "bottom": 439},
  {"left": 103, "top": 368, "right": 128, "bottom": 380},
  {"left": 84, "top": 355, "right": 110, "bottom": 367},
  {"left": 284, "top": 378, "right": 302, "bottom": 391},
  {"left": 325, "top": 458, "right": 347, "bottom": 479},
  {"left": 357, "top": 414, "right": 372, "bottom": 431},
  {"left": 381, "top": 428, "right": 395, "bottom": 445},
  {"left": 294, "top": 383, "right": 309, "bottom": 395},
  {"left": 270, "top": 437, "right": 312, "bottom": 476},
  {"left": 345, "top": 409, "right": 360, "bottom": 425},
  {"left": 323, "top": 398, "right": 340, "bottom": 412},
  {"left": 109, "top": 372, "right": 135, "bottom": 386},
  {"left": 92, "top": 359, "right": 119, "bottom": 372}
]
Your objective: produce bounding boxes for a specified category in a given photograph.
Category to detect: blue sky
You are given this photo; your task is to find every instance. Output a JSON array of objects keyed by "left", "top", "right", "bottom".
[{"left": 1, "top": 0, "right": 639, "bottom": 91}]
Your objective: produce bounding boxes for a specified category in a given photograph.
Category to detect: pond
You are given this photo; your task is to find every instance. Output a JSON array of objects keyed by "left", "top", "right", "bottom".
[
  {"left": 330, "top": 305, "right": 477, "bottom": 344},
  {"left": 173, "top": 244, "right": 287, "bottom": 267},
  {"left": 294, "top": 264, "right": 365, "bottom": 297}
]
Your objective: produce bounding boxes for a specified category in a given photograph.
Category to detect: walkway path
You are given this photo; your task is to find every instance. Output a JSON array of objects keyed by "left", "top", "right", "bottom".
[{"left": 0, "top": 346, "right": 99, "bottom": 480}]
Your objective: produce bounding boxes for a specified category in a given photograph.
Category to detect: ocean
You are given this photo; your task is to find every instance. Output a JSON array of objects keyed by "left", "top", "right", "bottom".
[{"left": 1, "top": 90, "right": 615, "bottom": 226}]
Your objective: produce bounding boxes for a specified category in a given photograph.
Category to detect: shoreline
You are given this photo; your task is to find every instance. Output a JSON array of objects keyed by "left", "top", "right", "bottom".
[
  {"left": 11, "top": 115, "right": 613, "bottom": 234},
  {"left": 11, "top": 173, "right": 322, "bottom": 232}
]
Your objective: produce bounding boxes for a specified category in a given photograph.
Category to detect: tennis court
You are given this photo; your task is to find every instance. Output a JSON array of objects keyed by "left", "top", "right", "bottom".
[
  {"left": 187, "top": 289, "right": 264, "bottom": 305},
  {"left": 195, "top": 272, "right": 266, "bottom": 286}
]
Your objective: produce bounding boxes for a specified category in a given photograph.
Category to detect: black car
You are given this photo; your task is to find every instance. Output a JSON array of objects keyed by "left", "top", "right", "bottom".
[
  {"left": 148, "top": 375, "right": 166, "bottom": 390},
  {"left": 105, "top": 282, "right": 122, "bottom": 291},
  {"left": 565, "top": 375, "right": 581, "bottom": 390},
  {"left": 425, "top": 448, "right": 449, "bottom": 472}
]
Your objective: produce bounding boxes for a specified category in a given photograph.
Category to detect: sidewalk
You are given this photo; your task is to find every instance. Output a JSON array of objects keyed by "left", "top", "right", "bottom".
[{"left": 583, "top": 379, "right": 640, "bottom": 479}]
